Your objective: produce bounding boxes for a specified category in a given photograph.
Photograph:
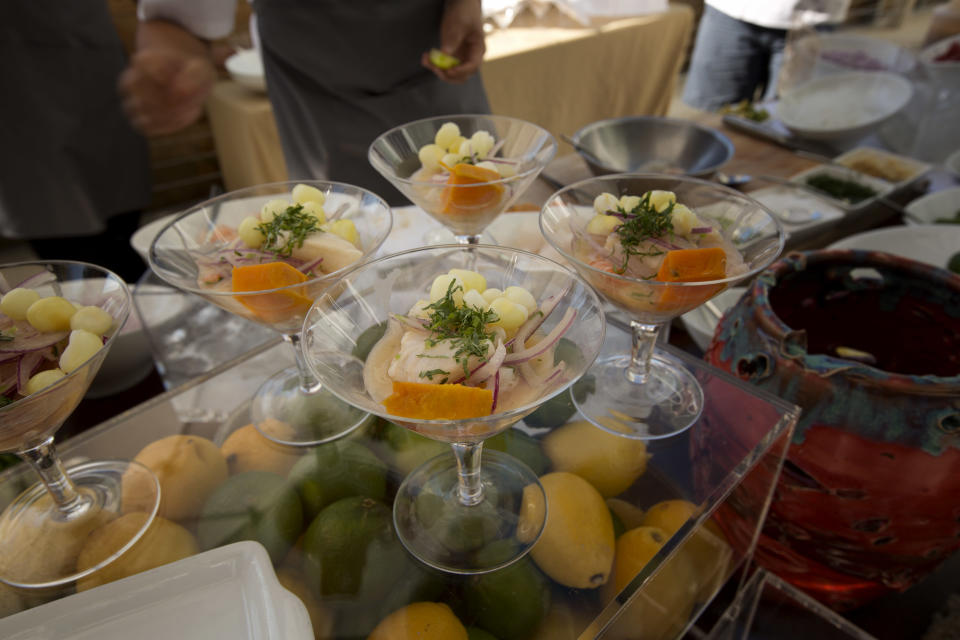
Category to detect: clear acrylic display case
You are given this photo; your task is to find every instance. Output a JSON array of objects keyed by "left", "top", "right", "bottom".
[{"left": 0, "top": 319, "right": 799, "bottom": 639}]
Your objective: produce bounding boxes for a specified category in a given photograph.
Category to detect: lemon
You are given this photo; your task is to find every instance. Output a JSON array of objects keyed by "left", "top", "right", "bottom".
[
  {"left": 607, "top": 498, "right": 646, "bottom": 531},
  {"left": 123, "top": 434, "right": 228, "bottom": 522},
  {"left": 542, "top": 419, "right": 649, "bottom": 498},
  {"left": 484, "top": 427, "right": 550, "bottom": 476},
  {"left": 369, "top": 601, "right": 468, "bottom": 640},
  {"left": 77, "top": 513, "right": 198, "bottom": 591},
  {"left": 428, "top": 49, "right": 462, "bottom": 70},
  {"left": 465, "top": 540, "right": 550, "bottom": 639},
  {"left": 601, "top": 526, "right": 698, "bottom": 640},
  {"left": 521, "top": 472, "right": 614, "bottom": 589},
  {"left": 642, "top": 500, "right": 732, "bottom": 603},
  {"left": 220, "top": 421, "right": 302, "bottom": 475}
]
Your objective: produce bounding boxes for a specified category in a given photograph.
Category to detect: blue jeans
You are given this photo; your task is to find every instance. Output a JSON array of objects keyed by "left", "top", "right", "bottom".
[{"left": 682, "top": 5, "right": 788, "bottom": 110}]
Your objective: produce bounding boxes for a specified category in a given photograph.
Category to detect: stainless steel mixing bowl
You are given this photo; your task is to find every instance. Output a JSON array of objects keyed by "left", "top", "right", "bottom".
[{"left": 570, "top": 116, "right": 734, "bottom": 178}]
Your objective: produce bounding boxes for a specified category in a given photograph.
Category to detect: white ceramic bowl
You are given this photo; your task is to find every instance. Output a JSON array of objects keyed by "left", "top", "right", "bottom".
[
  {"left": 225, "top": 49, "right": 266, "bottom": 92},
  {"left": 920, "top": 33, "right": 960, "bottom": 92},
  {"left": 828, "top": 224, "right": 960, "bottom": 272},
  {"left": 813, "top": 33, "right": 918, "bottom": 76},
  {"left": 130, "top": 213, "right": 177, "bottom": 264},
  {"left": 777, "top": 72, "right": 913, "bottom": 142},
  {"left": 904, "top": 187, "right": 960, "bottom": 225}
]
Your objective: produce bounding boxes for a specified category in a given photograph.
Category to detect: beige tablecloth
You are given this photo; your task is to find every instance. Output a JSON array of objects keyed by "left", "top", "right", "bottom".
[{"left": 205, "top": 5, "right": 694, "bottom": 191}]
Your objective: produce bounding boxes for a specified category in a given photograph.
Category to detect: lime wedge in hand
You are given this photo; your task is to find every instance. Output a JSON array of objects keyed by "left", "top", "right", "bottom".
[{"left": 429, "top": 48, "right": 461, "bottom": 70}]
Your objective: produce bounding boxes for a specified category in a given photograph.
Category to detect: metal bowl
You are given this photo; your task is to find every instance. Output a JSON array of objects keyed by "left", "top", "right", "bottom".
[{"left": 571, "top": 116, "right": 734, "bottom": 178}]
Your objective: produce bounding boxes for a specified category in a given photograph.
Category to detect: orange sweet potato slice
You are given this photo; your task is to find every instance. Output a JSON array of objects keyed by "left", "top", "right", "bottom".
[
  {"left": 440, "top": 163, "right": 504, "bottom": 215},
  {"left": 383, "top": 381, "right": 494, "bottom": 420},
  {"left": 656, "top": 248, "right": 727, "bottom": 312},
  {"left": 231, "top": 262, "right": 312, "bottom": 324}
]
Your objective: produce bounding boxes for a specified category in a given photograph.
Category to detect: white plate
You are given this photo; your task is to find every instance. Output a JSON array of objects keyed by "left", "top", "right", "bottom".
[
  {"left": 226, "top": 49, "right": 267, "bottom": 92},
  {"left": 777, "top": 72, "right": 913, "bottom": 142},
  {"left": 920, "top": 33, "right": 960, "bottom": 92},
  {"left": 904, "top": 187, "right": 960, "bottom": 225},
  {"left": 679, "top": 287, "right": 747, "bottom": 352},
  {"left": 827, "top": 224, "right": 960, "bottom": 271},
  {"left": 131, "top": 213, "right": 178, "bottom": 263},
  {"left": 748, "top": 184, "right": 845, "bottom": 227},
  {"left": 0, "top": 541, "right": 312, "bottom": 640}
]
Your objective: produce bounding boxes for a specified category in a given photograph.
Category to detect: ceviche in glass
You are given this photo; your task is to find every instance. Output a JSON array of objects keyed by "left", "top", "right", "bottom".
[
  {"left": 302, "top": 245, "right": 604, "bottom": 574},
  {"left": 541, "top": 174, "right": 784, "bottom": 439},
  {"left": 150, "top": 181, "right": 392, "bottom": 447}
]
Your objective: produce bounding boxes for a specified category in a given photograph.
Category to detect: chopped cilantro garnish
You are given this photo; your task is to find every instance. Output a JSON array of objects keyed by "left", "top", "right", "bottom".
[
  {"left": 424, "top": 280, "right": 499, "bottom": 377},
  {"left": 419, "top": 368, "right": 449, "bottom": 380},
  {"left": 255, "top": 204, "right": 321, "bottom": 257},
  {"left": 611, "top": 192, "right": 674, "bottom": 274}
]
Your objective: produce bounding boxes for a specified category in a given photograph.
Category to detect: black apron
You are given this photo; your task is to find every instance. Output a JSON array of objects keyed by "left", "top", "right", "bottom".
[
  {"left": 0, "top": 1, "right": 151, "bottom": 239},
  {"left": 256, "top": 0, "right": 491, "bottom": 204}
]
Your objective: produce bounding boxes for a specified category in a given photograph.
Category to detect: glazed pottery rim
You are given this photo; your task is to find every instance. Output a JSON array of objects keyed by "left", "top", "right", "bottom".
[{"left": 748, "top": 249, "right": 960, "bottom": 385}]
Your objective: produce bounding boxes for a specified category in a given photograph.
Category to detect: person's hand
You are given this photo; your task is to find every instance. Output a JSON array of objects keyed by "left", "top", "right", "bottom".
[
  {"left": 422, "top": 0, "right": 486, "bottom": 83},
  {"left": 119, "top": 48, "right": 216, "bottom": 136}
]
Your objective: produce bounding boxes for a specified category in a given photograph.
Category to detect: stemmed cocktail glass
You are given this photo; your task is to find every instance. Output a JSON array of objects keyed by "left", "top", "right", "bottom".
[
  {"left": 368, "top": 114, "right": 556, "bottom": 247},
  {"left": 149, "top": 181, "right": 392, "bottom": 446},
  {"left": 541, "top": 174, "right": 785, "bottom": 439},
  {"left": 301, "top": 245, "right": 604, "bottom": 574},
  {"left": 0, "top": 261, "right": 159, "bottom": 591}
]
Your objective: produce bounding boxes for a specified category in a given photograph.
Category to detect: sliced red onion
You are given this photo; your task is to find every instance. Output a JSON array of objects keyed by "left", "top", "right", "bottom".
[
  {"left": 503, "top": 308, "right": 576, "bottom": 365},
  {"left": 298, "top": 257, "right": 324, "bottom": 274},
  {"left": 465, "top": 340, "right": 505, "bottom": 385},
  {"left": 491, "top": 370, "right": 501, "bottom": 412},
  {"left": 17, "top": 351, "right": 44, "bottom": 394},
  {"left": 649, "top": 236, "right": 681, "bottom": 251},
  {"left": 506, "top": 286, "right": 569, "bottom": 350},
  {"left": 389, "top": 313, "right": 430, "bottom": 332},
  {"left": 0, "top": 324, "right": 68, "bottom": 354},
  {"left": 691, "top": 226, "right": 713, "bottom": 234},
  {"left": 519, "top": 361, "right": 566, "bottom": 387},
  {"left": 13, "top": 271, "right": 56, "bottom": 291}
]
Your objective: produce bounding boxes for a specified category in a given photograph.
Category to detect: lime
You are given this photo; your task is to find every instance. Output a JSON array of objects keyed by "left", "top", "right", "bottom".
[
  {"left": 484, "top": 428, "right": 549, "bottom": 476},
  {"left": 378, "top": 419, "right": 449, "bottom": 475},
  {"left": 302, "top": 496, "right": 404, "bottom": 599},
  {"left": 523, "top": 339, "right": 592, "bottom": 429},
  {"left": 288, "top": 440, "right": 387, "bottom": 520},
  {"left": 465, "top": 540, "right": 550, "bottom": 640},
  {"left": 197, "top": 471, "right": 303, "bottom": 563},
  {"left": 948, "top": 251, "right": 960, "bottom": 274},
  {"left": 429, "top": 48, "right": 461, "bottom": 70},
  {"left": 467, "top": 627, "right": 500, "bottom": 640}
]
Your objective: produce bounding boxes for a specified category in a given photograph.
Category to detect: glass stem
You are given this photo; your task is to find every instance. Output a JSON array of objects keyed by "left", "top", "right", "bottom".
[
  {"left": 451, "top": 442, "right": 484, "bottom": 507},
  {"left": 454, "top": 235, "right": 481, "bottom": 270},
  {"left": 627, "top": 321, "right": 664, "bottom": 384},
  {"left": 19, "top": 436, "right": 90, "bottom": 520},
  {"left": 283, "top": 333, "right": 322, "bottom": 394}
]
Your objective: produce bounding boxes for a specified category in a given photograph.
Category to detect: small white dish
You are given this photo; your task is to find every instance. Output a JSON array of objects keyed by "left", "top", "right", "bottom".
[
  {"left": 777, "top": 72, "right": 913, "bottom": 142},
  {"left": 827, "top": 224, "right": 960, "bottom": 272},
  {"left": 833, "top": 147, "right": 931, "bottom": 189},
  {"left": 904, "top": 187, "right": 960, "bottom": 225},
  {"left": 226, "top": 49, "right": 267, "bottom": 92},
  {"left": 0, "top": 541, "right": 312, "bottom": 640},
  {"left": 790, "top": 164, "right": 893, "bottom": 212},
  {"left": 748, "top": 184, "right": 846, "bottom": 227},
  {"left": 131, "top": 213, "right": 178, "bottom": 264},
  {"left": 680, "top": 287, "right": 747, "bottom": 352}
]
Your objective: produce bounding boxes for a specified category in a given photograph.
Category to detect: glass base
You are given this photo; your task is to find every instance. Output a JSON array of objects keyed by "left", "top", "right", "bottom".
[
  {"left": 251, "top": 366, "right": 372, "bottom": 447},
  {"left": 573, "top": 353, "right": 704, "bottom": 440},
  {"left": 393, "top": 449, "right": 545, "bottom": 575},
  {"left": 0, "top": 460, "right": 159, "bottom": 590}
]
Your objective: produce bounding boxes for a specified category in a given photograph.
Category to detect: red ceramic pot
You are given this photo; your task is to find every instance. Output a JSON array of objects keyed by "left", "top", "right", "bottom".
[{"left": 705, "top": 250, "right": 960, "bottom": 610}]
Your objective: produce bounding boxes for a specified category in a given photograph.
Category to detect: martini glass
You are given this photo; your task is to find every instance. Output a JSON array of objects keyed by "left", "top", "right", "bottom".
[
  {"left": 301, "top": 245, "right": 604, "bottom": 574},
  {"left": 368, "top": 114, "right": 557, "bottom": 247},
  {"left": 0, "top": 261, "right": 159, "bottom": 591},
  {"left": 149, "top": 181, "right": 393, "bottom": 446},
  {"left": 541, "top": 174, "right": 785, "bottom": 439}
]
